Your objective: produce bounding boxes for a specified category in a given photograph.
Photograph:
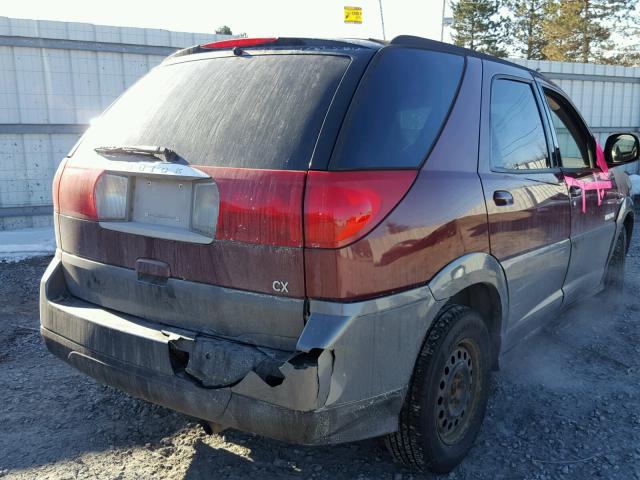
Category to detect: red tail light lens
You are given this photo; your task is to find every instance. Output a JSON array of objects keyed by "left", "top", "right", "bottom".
[
  {"left": 56, "top": 167, "right": 103, "bottom": 220},
  {"left": 51, "top": 158, "right": 68, "bottom": 214},
  {"left": 304, "top": 170, "right": 417, "bottom": 249},
  {"left": 198, "top": 167, "right": 306, "bottom": 247},
  {"left": 200, "top": 37, "right": 278, "bottom": 49}
]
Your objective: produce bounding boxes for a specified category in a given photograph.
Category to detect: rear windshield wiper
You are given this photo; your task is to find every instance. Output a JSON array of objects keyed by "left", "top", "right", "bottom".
[{"left": 94, "top": 145, "right": 187, "bottom": 164}]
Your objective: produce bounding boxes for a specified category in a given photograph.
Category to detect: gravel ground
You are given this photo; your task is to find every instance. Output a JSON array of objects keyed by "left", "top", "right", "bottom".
[{"left": 0, "top": 237, "right": 639, "bottom": 479}]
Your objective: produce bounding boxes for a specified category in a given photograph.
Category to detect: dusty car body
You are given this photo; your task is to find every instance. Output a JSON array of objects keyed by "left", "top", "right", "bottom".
[{"left": 40, "top": 36, "right": 639, "bottom": 472}]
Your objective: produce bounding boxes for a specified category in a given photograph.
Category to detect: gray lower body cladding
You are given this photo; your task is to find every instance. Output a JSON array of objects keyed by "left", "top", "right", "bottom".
[{"left": 40, "top": 252, "right": 444, "bottom": 445}]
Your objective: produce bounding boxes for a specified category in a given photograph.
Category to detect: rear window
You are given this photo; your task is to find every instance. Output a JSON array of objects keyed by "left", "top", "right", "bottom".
[
  {"left": 330, "top": 48, "right": 464, "bottom": 170},
  {"left": 77, "top": 54, "right": 350, "bottom": 170}
]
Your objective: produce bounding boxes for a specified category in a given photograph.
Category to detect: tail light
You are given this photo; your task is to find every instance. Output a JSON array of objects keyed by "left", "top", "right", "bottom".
[
  {"left": 197, "top": 167, "right": 306, "bottom": 247},
  {"left": 57, "top": 168, "right": 131, "bottom": 222},
  {"left": 56, "top": 167, "right": 102, "bottom": 220},
  {"left": 201, "top": 168, "right": 415, "bottom": 249},
  {"left": 51, "top": 158, "right": 68, "bottom": 214},
  {"left": 56, "top": 168, "right": 131, "bottom": 222},
  {"left": 52, "top": 158, "right": 69, "bottom": 248},
  {"left": 304, "top": 171, "right": 417, "bottom": 249}
]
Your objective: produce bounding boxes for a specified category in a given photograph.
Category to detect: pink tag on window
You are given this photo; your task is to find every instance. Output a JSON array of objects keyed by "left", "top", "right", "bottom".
[{"left": 595, "top": 138, "right": 608, "bottom": 175}]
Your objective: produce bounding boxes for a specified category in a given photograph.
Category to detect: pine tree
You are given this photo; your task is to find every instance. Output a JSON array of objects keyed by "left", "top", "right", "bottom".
[
  {"left": 605, "top": 7, "right": 640, "bottom": 66},
  {"left": 605, "top": 46, "right": 640, "bottom": 66},
  {"left": 506, "top": 0, "right": 551, "bottom": 59},
  {"left": 451, "top": 0, "right": 509, "bottom": 57},
  {"left": 215, "top": 25, "right": 233, "bottom": 35},
  {"left": 542, "top": 0, "right": 636, "bottom": 63}
]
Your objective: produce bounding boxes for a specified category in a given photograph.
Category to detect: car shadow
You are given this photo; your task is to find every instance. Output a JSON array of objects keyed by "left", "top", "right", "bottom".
[
  {"left": 183, "top": 439, "right": 254, "bottom": 479},
  {"left": 182, "top": 434, "right": 409, "bottom": 480}
]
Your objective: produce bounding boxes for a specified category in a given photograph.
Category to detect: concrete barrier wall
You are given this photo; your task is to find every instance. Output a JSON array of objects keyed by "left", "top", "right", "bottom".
[
  {"left": 0, "top": 16, "right": 230, "bottom": 230},
  {"left": 1, "top": 17, "right": 638, "bottom": 230}
]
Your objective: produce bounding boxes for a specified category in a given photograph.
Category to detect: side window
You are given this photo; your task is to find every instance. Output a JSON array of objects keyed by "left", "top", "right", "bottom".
[
  {"left": 330, "top": 48, "right": 465, "bottom": 169},
  {"left": 490, "top": 79, "right": 549, "bottom": 171},
  {"left": 543, "top": 91, "right": 592, "bottom": 169}
]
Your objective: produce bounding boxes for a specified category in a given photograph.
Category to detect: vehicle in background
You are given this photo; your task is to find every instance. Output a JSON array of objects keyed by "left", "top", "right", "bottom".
[
  {"left": 629, "top": 173, "right": 640, "bottom": 204},
  {"left": 40, "top": 36, "right": 639, "bottom": 473}
]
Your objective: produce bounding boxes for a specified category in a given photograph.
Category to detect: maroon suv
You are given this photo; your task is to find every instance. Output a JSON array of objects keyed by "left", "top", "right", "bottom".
[{"left": 40, "top": 36, "right": 639, "bottom": 473}]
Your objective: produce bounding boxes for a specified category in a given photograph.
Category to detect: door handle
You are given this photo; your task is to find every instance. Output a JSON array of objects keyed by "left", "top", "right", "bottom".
[
  {"left": 569, "top": 185, "right": 582, "bottom": 197},
  {"left": 493, "top": 190, "right": 513, "bottom": 206}
]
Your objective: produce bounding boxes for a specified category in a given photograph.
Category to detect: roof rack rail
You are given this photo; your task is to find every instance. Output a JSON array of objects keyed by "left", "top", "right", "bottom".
[{"left": 390, "top": 35, "right": 540, "bottom": 75}]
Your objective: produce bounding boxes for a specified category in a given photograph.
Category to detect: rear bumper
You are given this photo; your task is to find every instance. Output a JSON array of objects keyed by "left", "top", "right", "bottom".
[
  {"left": 40, "top": 252, "right": 443, "bottom": 445},
  {"left": 41, "top": 326, "right": 403, "bottom": 445}
]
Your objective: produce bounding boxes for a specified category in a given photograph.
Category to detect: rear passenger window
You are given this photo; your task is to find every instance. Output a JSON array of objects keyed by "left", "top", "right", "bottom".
[
  {"left": 490, "top": 79, "right": 549, "bottom": 171},
  {"left": 330, "top": 48, "right": 464, "bottom": 169}
]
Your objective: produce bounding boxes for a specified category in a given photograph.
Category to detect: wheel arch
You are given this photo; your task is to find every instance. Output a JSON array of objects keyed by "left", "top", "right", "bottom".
[
  {"left": 428, "top": 253, "right": 509, "bottom": 369},
  {"left": 612, "top": 196, "right": 634, "bottom": 256},
  {"left": 623, "top": 210, "right": 634, "bottom": 253}
]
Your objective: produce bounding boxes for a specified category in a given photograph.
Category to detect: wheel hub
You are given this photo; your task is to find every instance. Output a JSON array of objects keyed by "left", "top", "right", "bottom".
[
  {"left": 436, "top": 344, "right": 475, "bottom": 444},
  {"left": 447, "top": 363, "right": 471, "bottom": 416}
]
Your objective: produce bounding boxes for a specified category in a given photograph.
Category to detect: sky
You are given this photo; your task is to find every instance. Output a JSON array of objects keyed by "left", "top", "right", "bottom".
[{"left": 1, "top": 0, "right": 450, "bottom": 41}]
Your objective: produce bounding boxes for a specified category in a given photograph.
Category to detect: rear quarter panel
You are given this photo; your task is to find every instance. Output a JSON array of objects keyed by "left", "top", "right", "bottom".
[{"left": 305, "top": 57, "right": 490, "bottom": 300}]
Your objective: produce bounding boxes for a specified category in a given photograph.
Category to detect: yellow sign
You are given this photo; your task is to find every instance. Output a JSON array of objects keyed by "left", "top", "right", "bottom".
[{"left": 344, "top": 6, "right": 363, "bottom": 24}]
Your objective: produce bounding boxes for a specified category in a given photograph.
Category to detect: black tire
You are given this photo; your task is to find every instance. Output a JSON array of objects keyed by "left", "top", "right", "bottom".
[
  {"left": 385, "top": 304, "right": 491, "bottom": 473},
  {"left": 603, "top": 229, "right": 627, "bottom": 297}
]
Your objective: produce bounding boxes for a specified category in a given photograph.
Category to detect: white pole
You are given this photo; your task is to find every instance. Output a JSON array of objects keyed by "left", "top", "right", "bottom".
[
  {"left": 440, "top": 0, "right": 446, "bottom": 41},
  {"left": 379, "top": 0, "right": 387, "bottom": 40}
]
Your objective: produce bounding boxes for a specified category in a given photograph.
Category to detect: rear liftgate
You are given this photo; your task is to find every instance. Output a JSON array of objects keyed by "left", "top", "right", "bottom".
[{"left": 55, "top": 153, "right": 335, "bottom": 412}]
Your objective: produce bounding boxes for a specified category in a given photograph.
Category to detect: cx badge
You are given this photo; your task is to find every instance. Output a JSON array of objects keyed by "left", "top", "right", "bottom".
[{"left": 272, "top": 280, "right": 289, "bottom": 294}]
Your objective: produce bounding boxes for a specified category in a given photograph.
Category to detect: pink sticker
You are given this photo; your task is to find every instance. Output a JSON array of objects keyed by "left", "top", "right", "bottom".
[
  {"left": 564, "top": 137, "right": 612, "bottom": 213},
  {"left": 595, "top": 139, "right": 608, "bottom": 175}
]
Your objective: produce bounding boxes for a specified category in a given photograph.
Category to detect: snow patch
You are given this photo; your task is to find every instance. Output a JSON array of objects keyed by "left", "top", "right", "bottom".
[{"left": 0, "top": 227, "right": 55, "bottom": 263}]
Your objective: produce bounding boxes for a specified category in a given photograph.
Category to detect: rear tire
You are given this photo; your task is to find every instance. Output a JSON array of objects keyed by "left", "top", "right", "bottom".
[{"left": 385, "top": 304, "right": 491, "bottom": 473}]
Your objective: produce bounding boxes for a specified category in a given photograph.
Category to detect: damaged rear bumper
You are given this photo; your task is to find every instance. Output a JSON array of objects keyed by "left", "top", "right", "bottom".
[{"left": 40, "top": 253, "right": 443, "bottom": 445}]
